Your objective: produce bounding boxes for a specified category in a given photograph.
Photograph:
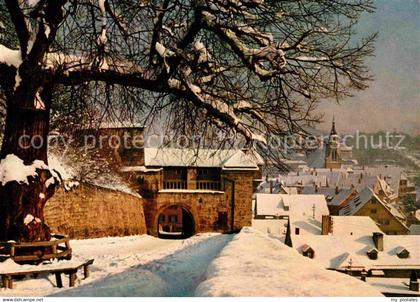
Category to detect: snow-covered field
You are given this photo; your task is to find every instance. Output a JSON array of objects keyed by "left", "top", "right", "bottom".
[{"left": 0, "top": 228, "right": 382, "bottom": 297}]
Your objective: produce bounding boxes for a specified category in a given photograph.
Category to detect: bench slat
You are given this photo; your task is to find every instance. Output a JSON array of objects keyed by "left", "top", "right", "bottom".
[{"left": 0, "top": 259, "right": 94, "bottom": 277}]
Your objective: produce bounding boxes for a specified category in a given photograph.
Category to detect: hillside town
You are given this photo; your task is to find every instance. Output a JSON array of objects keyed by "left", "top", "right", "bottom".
[
  {"left": 1, "top": 121, "right": 417, "bottom": 297},
  {"left": 0, "top": 0, "right": 418, "bottom": 299}
]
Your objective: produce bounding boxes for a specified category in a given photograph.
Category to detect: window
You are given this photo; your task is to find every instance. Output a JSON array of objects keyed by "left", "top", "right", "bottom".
[
  {"left": 371, "top": 199, "right": 376, "bottom": 204},
  {"left": 370, "top": 208, "right": 377, "bottom": 214},
  {"left": 158, "top": 214, "right": 165, "bottom": 223},
  {"left": 295, "top": 227, "right": 300, "bottom": 235},
  {"left": 218, "top": 212, "right": 228, "bottom": 227},
  {"left": 170, "top": 215, "right": 178, "bottom": 223}
]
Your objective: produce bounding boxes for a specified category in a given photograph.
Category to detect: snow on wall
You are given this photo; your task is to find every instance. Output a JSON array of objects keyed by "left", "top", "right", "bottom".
[{"left": 195, "top": 227, "right": 382, "bottom": 297}]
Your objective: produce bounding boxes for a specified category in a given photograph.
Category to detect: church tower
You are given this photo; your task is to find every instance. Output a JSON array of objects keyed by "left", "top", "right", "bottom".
[{"left": 325, "top": 117, "right": 342, "bottom": 169}]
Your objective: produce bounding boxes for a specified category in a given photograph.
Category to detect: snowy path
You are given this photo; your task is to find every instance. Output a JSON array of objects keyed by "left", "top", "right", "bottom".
[{"left": 54, "top": 234, "right": 232, "bottom": 296}]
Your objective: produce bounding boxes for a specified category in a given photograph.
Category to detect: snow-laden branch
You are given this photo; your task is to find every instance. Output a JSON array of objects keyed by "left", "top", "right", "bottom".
[
  {"left": 0, "top": 44, "right": 22, "bottom": 68},
  {"left": 202, "top": 11, "right": 286, "bottom": 81}
]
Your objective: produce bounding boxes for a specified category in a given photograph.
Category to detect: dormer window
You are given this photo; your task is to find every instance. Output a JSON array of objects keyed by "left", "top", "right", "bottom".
[
  {"left": 396, "top": 248, "right": 410, "bottom": 259},
  {"left": 367, "top": 248, "right": 379, "bottom": 260},
  {"left": 301, "top": 244, "right": 315, "bottom": 259}
]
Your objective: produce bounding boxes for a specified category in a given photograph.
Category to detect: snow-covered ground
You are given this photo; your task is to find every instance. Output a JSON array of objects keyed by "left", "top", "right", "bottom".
[
  {"left": 0, "top": 233, "right": 229, "bottom": 297},
  {"left": 195, "top": 228, "right": 382, "bottom": 297},
  {"left": 1, "top": 228, "right": 382, "bottom": 297}
]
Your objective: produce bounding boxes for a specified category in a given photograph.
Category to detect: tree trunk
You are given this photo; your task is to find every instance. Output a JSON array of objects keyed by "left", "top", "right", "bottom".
[{"left": 0, "top": 92, "right": 56, "bottom": 242}]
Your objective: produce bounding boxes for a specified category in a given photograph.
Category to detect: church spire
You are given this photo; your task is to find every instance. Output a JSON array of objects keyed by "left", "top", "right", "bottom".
[{"left": 330, "top": 116, "right": 337, "bottom": 136}]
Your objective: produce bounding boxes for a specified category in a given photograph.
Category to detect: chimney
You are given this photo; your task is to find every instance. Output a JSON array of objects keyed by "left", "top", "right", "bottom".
[
  {"left": 315, "top": 184, "right": 319, "bottom": 193},
  {"left": 297, "top": 171, "right": 299, "bottom": 176},
  {"left": 379, "top": 174, "right": 382, "bottom": 179},
  {"left": 330, "top": 167, "right": 332, "bottom": 172},
  {"left": 410, "top": 271, "right": 419, "bottom": 292},
  {"left": 372, "top": 232, "right": 384, "bottom": 251},
  {"left": 269, "top": 180, "right": 273, "bottom": 193},
  {"left": 335, "top": 186, "right": 339, "bottom": 195},
  {"left": 322, "top": 215, "right": 332, "bottom": 235}
]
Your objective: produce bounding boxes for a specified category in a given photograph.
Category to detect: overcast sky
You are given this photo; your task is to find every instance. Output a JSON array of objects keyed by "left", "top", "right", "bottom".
[{"left": 317, "top": 0, "right": 420, "bottom": 135}]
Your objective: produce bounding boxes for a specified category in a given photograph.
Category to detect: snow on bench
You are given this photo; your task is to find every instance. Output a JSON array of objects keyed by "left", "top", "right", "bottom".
[{"left": 0, "top": 258, "right": 94, "bottom": 289}]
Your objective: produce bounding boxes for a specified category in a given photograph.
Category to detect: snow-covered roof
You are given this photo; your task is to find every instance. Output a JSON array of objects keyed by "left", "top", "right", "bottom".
[
  {"left": 367, "top": 277, "right": 420, "bottom": 296},
  {"left": 339, "top": 188, "right": 408, "bottom": 230},
  {"left": 255, "top": 193, "right": 329, "bottom": 235},
  {"left": 195, "top": 227, "right": 382, "bottom": 297},
  {"left": 292, "top": 234, "right": 420, "bottom": 271},
  {"left": 409, "top": 224, "right": 420, "bottom": 235},
  {"left": 339, "top": 187, "right": 377, "bottom": 216},
  {"left": 329, "top": 216, "right": 382, "bottom": 236},
  {"left": 144, "top": 147, "right": 262, "bottom": 170},
  {"left": 329, "top": 188, "right": 355, "bottom": 206},
  {"left": 363, "top": 165, "right": 404, "bottom": 194},
  {"left": 278, "top": 174, "right": 328, "bottom": 187},
  {"left": 256, "top": 181, "right": 298, "bottom": 194},
  {"left": 337, "top": 174, "right": 378, "bottom": 191},
  {"left": 301, "top": 186, "right": 354, "bottom": 207},
  {"left": 251, "top": 219, "right": 289, "bottom": 243}
]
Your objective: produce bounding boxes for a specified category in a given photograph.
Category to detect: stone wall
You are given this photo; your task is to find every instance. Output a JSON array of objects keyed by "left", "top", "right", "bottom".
[
  {"left": 45, "top": 184, "right": 147, "bottom": 239},
  {"left": 222, "top": 170, "right": 254, "bottom": 231}
]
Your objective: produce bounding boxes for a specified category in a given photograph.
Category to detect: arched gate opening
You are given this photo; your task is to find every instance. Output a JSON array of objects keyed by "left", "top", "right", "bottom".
[{"left": 157, "top": 205, "right": 195, "bottom": 239}]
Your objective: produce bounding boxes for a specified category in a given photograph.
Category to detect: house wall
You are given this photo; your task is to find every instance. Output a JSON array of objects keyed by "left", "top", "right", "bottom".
[
  {"left": 355, "top": 197, "right": 408, "bottom": 235},
  {"left": 158, "top": 206, "right": 183, "bottom": 232},
  {"left": 142, "top": 169, "right": 255, "bottom": 236},
  {"left": 45, "top": 184, "right": 147, "bottom": 239}
]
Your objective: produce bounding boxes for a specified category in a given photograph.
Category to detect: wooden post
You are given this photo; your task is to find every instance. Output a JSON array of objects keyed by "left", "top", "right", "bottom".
[
  {"left": 2, "top": 275, "right": 12, "bottom": 289},
  {"left": 69, "top": 272, "right": 77, "bottom": 287},
  {"left": 83, "top": 265, "right": 90, "bottom": 279},
  {"left": 64, "top": 239, "right": 70, "bottom": 251},
  {"left": 1, "top": 275, "right": 8, "bottom": 288},
  {"left": 9, "top": 245, "right": 15, "bottom": 257},
  {"left": 55, "top": 273, "right": 63, "bottom": 288},
  {"left": 52, "top": 244, "right": 57, "bottom": 255}
]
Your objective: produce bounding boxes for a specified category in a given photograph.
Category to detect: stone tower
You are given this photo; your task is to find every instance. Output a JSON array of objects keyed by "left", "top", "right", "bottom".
[{"left": 325, "top": 117, "right": 342, "bottom": 169}]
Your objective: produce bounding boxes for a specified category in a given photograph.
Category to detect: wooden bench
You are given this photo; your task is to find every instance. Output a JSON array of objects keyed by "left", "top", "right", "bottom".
[
  {"left": 0, "top": 234, "right": 72, "bottom": 264},
  {"left": 1, "top": 259, "right": 94, "bottom": 289}
]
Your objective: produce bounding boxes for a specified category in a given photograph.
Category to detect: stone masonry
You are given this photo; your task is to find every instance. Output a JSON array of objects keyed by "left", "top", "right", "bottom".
[{"left": 45, "top": 183, "right": 147, "bottom": 239}]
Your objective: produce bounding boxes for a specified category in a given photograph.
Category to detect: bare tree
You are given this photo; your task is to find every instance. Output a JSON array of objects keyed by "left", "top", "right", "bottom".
[{"left": 0, "top": 0, "right": 375, "bottom": 241}]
